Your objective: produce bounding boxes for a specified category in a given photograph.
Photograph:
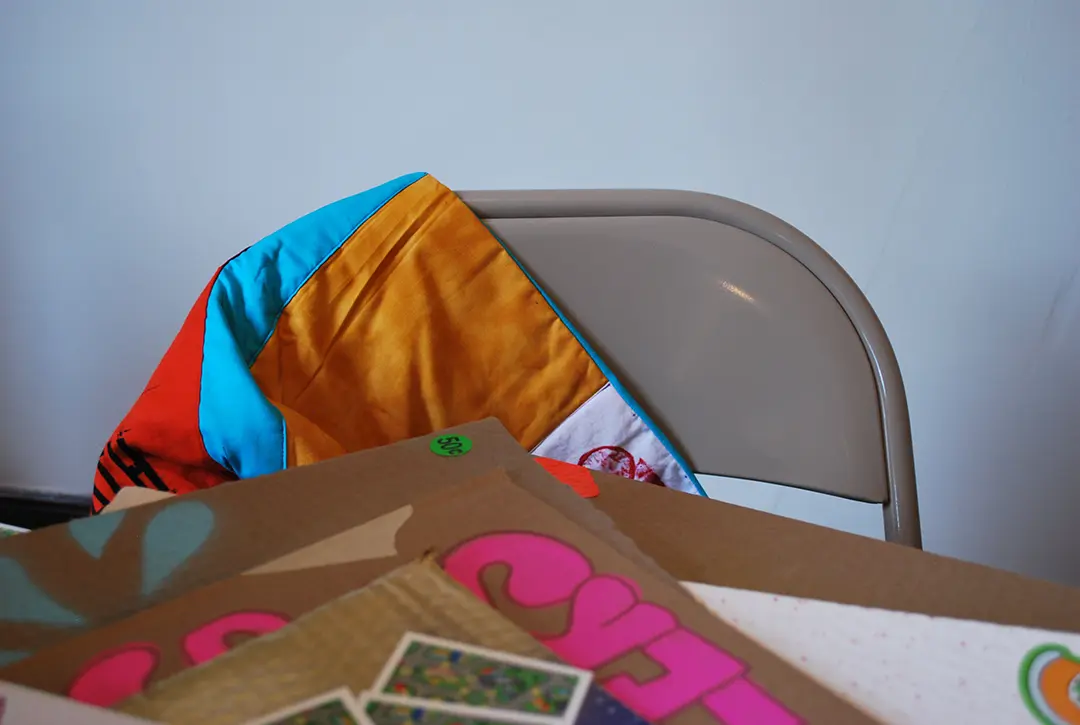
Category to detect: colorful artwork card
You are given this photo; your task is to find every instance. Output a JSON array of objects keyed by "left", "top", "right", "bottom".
[
  {"left": 359, "top": 693, "right": 541, "bottom": 725},
  {"left": 367, "top": 634, "right": 651, "bottom": 725},
  {"left": 371, "top": 634, "right": 590, "bottom": 724}
]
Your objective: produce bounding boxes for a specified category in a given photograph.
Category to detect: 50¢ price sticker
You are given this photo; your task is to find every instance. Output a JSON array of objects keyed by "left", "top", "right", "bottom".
[{"left": 430, "top": 435, "right": 473, "bottom": 457}]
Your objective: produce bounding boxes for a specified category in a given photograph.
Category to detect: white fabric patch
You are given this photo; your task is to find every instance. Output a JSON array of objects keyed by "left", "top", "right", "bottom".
[{"left": 532, "top": 383, "right": 697, "bottom": 494}]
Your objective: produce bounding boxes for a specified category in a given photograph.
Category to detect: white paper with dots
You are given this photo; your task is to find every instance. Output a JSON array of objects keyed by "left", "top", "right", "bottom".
[{"left": 683, "top": 582, "right": 1080, "bottom": 725}]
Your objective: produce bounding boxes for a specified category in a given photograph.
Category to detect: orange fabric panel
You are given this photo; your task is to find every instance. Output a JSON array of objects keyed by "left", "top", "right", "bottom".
[
  {"left": 271, "top": 401, "right": 348, "bottom": 467},
  {"left": 251, "top": 175, "right": 607, "bottom": 466}
]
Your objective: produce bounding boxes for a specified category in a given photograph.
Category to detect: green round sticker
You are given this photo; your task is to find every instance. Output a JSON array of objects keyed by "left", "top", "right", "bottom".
[{"left": 430, "top": 434, "right": 473, "bottom": 457}]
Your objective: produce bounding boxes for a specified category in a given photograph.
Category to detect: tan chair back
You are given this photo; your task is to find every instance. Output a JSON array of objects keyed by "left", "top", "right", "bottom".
[{"left": 460, "top": 189, "right": 921, "bottom": 547}]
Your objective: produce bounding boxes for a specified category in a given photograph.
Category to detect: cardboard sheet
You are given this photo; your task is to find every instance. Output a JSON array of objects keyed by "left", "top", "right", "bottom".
[
  {"left": 0, "top": 419, "right": 668, "bottom": 657},
  {"left": 4, "top": 470, "right": 878, "bottom": 724},
  {"left": 89, "top": 462, "right": 1080, "bottom": 636},
  {"left": 119, "top": 559, "right": 554, "bottom": 725},
  {"left": 1, "top": 417, "right": 1077, "bottom": 709},
  {"left": 590, "top": 474, "right": 1080, "bottom": 633},
  {"left": 100, "top": 487, "right": 175, "bottom": 513},
  {"left": 1, "top": 499, "right": 481, "bottom": 701},
  {"left": 87, "top": 468, "right": 1080, "bottom": 635}
]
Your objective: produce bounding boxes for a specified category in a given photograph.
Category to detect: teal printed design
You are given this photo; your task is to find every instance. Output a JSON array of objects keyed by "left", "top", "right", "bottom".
[
  {"left": 68, "top": 510, "right": 127, "bottom": 558},
  {"left": 1019, "top": 643, "right": 1080, "bottom": 725},
  {"left": 0, "top": 557, "right": 83, "bottom": 626},
  {"left": 0, "top": 650, "right": 29, "bottom": 666},
  {"left": 141, "top": 500, "right": 215, "bottom": 595}
]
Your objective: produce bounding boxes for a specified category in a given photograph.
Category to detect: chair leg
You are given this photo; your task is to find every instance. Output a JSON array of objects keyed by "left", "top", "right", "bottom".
[{"left": 883, "top": 497, "right": 922, "bottom": 548}]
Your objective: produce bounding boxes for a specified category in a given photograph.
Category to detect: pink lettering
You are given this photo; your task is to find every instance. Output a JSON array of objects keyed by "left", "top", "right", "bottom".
[
  {"left": 183, "top": 611, "right": 290, "bottom": 665},
  {"left": 68, "top": 643, "right": 158, "bottom": 707},
  {"left": 703, "top": 677, "right": 803, "bottom": 725},
  {"left": 543, "top": 575, "right": 676, "bottom": 669},
  {"left": 443, "top": 533, "right": 592, "bottom": 607},
  {"left": 605, "top": 629, "right": 746, "bottom": 720},
  {"left": 443, "top": 532, "right": 804, "bottom": 725}
]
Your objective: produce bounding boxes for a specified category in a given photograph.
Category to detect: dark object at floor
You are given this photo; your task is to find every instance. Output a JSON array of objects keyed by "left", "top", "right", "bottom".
[{"left": 0, "top": 489, "right": 89, "bottom": 529}]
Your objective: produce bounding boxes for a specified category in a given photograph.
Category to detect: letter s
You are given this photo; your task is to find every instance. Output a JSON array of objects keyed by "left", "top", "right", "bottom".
[{"left": 443, "top": 532, "right": 592, "bottom": 607}]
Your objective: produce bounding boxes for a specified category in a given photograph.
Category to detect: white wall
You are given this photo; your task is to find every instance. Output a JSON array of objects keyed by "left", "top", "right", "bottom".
[{"left": 2, "top": 1, "right": 1079, "bottom": 585}]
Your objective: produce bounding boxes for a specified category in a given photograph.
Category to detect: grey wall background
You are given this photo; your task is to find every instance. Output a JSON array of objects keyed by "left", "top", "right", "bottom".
[{"left": 2, "top": 1, "right": 1079, "bottom": 585}]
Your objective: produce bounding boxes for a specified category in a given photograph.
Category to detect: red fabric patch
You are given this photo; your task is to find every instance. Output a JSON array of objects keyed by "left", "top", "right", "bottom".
[
  {"left": 535, "top": 456, "right": 600, "bottom": 498},
  {"left": 92, "top": 269, "right": 234, "bottom": 512}
]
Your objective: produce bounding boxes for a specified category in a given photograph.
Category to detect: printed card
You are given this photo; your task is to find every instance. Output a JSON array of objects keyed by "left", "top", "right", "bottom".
[
  {"left": 370, "top": 634, "right": 590, "bottom": 724},
  {"left": 360, "top": 688, "right": 650, "bottom": 725},
  {"left": 358, "top": 693, "right": 541, "bottom": 725}
]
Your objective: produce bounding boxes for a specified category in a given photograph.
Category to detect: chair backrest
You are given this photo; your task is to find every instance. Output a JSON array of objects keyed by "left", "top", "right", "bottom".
[{"left": 459, "top": 189, "right": 921, "bottom": 547}]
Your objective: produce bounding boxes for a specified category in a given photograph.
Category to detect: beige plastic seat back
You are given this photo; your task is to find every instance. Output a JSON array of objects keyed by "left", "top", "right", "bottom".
[{"left": 460, "top": 189, "right": 921, "bottom": 548}]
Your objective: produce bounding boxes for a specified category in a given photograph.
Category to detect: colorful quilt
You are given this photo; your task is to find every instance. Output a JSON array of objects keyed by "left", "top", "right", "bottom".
[{"left": 92, "top": 173, "right": 702, "bottom": 512}]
